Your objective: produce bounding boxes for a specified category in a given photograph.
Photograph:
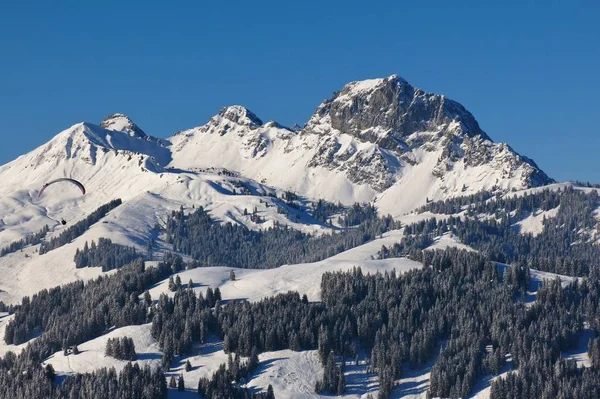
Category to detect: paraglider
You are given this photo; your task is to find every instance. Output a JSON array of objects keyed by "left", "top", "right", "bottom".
[
  {"left": 37, "top": 178, "right": 86, "bottom": 198},
  {"left": 37, "top": 178, "right": 86, "bottom": 226}
]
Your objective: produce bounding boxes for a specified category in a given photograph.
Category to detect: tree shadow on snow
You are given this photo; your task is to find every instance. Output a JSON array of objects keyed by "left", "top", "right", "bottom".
[
  {"left": 136, "top": 352, "right": 162, "bottom": 361},
  {"left": 393, "top": 379, "right": 427, "bottom": 397},
  {"left": 198, "top": 340, "right": 224, "bottom": 355},
  {"left": 167, "top": 388, "right": 199, "bottom": 399}
]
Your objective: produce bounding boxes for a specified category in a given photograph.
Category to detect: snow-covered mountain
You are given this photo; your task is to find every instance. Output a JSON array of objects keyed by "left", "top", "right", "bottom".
[
  {"left": 0, "top": 73, "right": 556, "bottom": 305},
  {"left": 0, "top": 74, "right": 595, "bottom": 399},
  {"left": 1, "top": 74, "right": 552, "bottom": 223},
  {"left": 169, "top": 75, "right": 552, "bottom": 215}
]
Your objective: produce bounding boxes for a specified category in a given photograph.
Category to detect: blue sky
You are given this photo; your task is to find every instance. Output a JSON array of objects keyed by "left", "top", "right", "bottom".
[{"left": 1, "top": 1, "right": 598, "bottom": 182}]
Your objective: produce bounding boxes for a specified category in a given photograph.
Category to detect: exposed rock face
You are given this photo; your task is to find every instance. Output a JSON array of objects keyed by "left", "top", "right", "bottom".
[
  {"left": 216, "top": 106, "right": 264, "bottom": 130},
  {"left": 300, "top": 74, "right": 552, "bottom": 189},
  {"left": 305, "top": 75, "right": 487, "bottom": 143}
]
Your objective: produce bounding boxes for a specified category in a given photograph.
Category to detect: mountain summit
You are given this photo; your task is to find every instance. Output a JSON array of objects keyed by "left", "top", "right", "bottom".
[
  {"left": 305, "top": 74, "right": 488, "bottom": 144},
  {"left": 100, "top": 113, "right": 148, "bottom": 139},
  {"left": 216, "top": 106, "right": 264, "bottom": 128}
]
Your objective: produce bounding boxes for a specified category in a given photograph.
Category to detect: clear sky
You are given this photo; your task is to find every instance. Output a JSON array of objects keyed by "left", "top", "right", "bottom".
[{"left": 1, "top": 1, "right": 598, "bottom": 183}]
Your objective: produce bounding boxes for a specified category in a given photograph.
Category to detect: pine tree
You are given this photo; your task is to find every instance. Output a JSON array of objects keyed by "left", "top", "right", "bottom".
[
  {"left": 185, "top": 359, "right": 192, "bottom": 372},
  {"left": 266, "top": 384, "right": 275, "bottom": 399},
  {"left": 230, "top": 270, "right": 236, "bottom": 281},
  {"left": 337, "top": 370, "right": 345, "bottom": 395},
  {"left": 249, "top": 347, "right": 259, "bottom": 371},
  {"left": 177, "top": 374, "right": 185, "bottom": 391},
  {"left": 143, "top": 290, "right": 152, "bottom": 306},
  {"left": 169, "top": 375, "right": 177, "bottom": 388},
  {"left": 206, "top": 287, "right": 215, "bottom": 306},
  {"left": 105, "top": 338, "right": 113, "bottom": 357},
  {"left": 45, "top": 364, "right": 56, "bottom": 381}
]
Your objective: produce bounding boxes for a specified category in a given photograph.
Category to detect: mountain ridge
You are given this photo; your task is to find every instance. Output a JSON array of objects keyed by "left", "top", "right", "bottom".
[{"left": 0, "top": 74, "right": 553, "bottom": 223}]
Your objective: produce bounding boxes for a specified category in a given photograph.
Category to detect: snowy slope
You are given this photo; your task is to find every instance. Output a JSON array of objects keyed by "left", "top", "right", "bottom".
[
  {"left": 0, "top": 110, "right": 357, "bottom": 305},
  {"left": 145, "top": 229, "right": 419, "bottom": 303},
  {"left": 42, "top": 323, "right": 162, "bottom": 376},
  {"left": 513, "top": 206, "right": 560, "bottom": 236},
  {"left": 0, "top": 168, "right": 338, "bottom": 305},
  {"left": 0, "top": 120, "right": 170, "bottom": 248}
]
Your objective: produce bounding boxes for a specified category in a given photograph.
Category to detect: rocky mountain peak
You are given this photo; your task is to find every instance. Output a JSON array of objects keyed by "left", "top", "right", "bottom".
[
  {"left": 100, "top": 113, "right": 147, "bottom": 139},
  {"left": 216, "top": 106, "right": 263, "bottom": 128},
  {"left": 305, "top": 74, "right": 489, "bottom": 145}
]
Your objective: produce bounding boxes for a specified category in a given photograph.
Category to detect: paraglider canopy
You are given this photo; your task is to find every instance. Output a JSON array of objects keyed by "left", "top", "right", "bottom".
[{"left": 38, "top": 178, "right": 86, "bottom": 198}]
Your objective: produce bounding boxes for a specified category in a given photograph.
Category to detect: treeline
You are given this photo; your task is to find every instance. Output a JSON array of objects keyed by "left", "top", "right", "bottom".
[
  {"left": 3, "top": 256, "right": 176, "bottom": 355},
  {"left": 0, "top": 225, "right": 49, "bottom": 257},
  {"left": 198, "top": 365, "right": 274, "bottom": 399},
  {"left": 39, "top": 199, "right": 122, "bottom": 254},
  {"left": 148, "top": 248, "right": 534, "bottom": 398},
  {"left": 490, "top": 267, "right": 600, "bottom": 398},
  {"left": 105, "top": 336, "right": 136, "bottom": 361},
  {"left": 322, "top": 249, "right": 525, "bottom": 398},
  {"left": 572, "top": 180, "right": 600, "bottom": 189},
  {"left": 416, "top": 188, "right": 559, "bottom": 216},
  {"left": 0, "top": 353, "right": 167, "bottom": 399},
  {"left": 338, "top": 202, "right": 378, "bottom": 227},
  {"left": 197, "top": 355, "right": 274, "bottom": 399},
  {"left": 165, "top": 205, "right": 399, "bottom": 269},
  {"left": 151, "top": 287, "right": 219, "bottom": 367},
  {"left": 74, "top": 238, "right": 139, "bottom": 271},
  {"left": 311, "top": 199, "right": 345, "bottom": 224},
  {"left": 315, "top": 351, "right": 345, "bottom": 395},
  {"left": 386, "top": 187, "right": 600, "bottom": 276}
]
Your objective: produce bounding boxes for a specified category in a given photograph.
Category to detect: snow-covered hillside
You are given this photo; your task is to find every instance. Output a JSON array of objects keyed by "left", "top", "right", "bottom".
[{"left": 0, "top": 166, "right": 339, "bottom": 304}]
